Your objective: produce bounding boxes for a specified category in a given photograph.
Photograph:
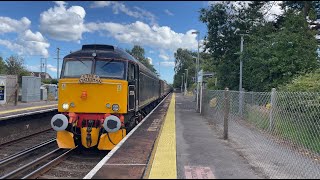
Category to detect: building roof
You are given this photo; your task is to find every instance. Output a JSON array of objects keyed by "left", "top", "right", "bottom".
[{"left": 30, "top": 72, "right": 52, "bottom": 79}]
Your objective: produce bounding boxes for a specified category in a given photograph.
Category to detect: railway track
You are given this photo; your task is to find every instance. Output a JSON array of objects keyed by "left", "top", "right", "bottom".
[
  {"left": 0, "top": 144, "right": 107, "bottom": 179},
  {"left": 0, "top": 95, "right": 169, "bottom": 179},
  {"left": 0, "top": 129, "right": 55, "bottom": 159}
]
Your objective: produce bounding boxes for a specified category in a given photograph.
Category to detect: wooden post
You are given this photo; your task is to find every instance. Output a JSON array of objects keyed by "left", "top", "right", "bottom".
[{"left": 224, "top": 87, "right": 230, "bottom": 140}]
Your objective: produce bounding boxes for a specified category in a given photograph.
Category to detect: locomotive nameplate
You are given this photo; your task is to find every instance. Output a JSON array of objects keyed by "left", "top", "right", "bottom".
[{"left": 79, "top": 74, "right": 102, "bottom": 84}]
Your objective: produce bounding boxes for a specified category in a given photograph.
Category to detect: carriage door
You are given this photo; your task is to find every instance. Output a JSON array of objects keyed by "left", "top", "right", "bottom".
[{"left": 128, "top": 63, "right": 137, "bottom": 111}]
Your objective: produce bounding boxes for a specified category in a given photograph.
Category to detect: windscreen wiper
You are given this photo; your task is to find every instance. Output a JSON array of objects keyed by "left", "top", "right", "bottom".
[{"left": 101, "top": 58, "right": 115, "bottom": 69}]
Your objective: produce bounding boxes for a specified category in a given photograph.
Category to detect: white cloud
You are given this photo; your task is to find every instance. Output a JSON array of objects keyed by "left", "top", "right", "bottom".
[
  {"left": 208, "top": 1, "right": 251, "bottom": 11},
  {"left": 0, "top": 27, "right": 50, "bottom": 58},
  {"left": 261, "top": 1, "right": 284, "bottom": 22},
  {"left": 25, "top": 63, "right": 57, "bottom": 73},
  {"left": 25, "top": 64, "right": 39, "bottom": 72},
  {"left": 159, "top": 54, "right": 169, "bottom": 61},
  {"left": 159, "top": 50, "right": 170, "bottom": 61},
  {"left": 164, "top": 9, "right": 174, "bottom": 16},
  {"left": 47, "top": 64, "right": 57, "bottom": 72},
  {"left": 90, "top": 1, "right": 111, "bottom": 8},
  {"left": 0, "top": 16, "right": 31, "bottom": 34},
  {"left": 208, "top": 1, "right": 283, "bottom": 22},
  {"left": 39, "top": 1, "right": 86, "bottom": 42},
  {"left": 160, "top": 61, "right": 175, "bottom": 67},
  {"left": 90, "top": 1, "right": 156, "bottom": 25},
  {"left": 146, "top": 57, "right": 152, "bottom": 64},
  {"left": 85, "top": 21, "right": 198, "bottom": 52}
]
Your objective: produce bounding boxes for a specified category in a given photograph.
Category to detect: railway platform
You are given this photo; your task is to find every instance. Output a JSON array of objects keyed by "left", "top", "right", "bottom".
[
  {"left": 0, "top": 101, "right": 57, "bottom": 120},
  {"left": 85, "top": 93, "right": 264, "bottom": 179}
]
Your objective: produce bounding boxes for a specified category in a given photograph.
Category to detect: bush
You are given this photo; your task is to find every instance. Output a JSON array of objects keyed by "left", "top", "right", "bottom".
[{"left": 279, "top": 69, "right": 320, "bottom": 92}]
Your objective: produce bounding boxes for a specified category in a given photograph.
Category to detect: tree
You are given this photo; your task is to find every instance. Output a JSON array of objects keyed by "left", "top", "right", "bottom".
[
  {"left": 126, "top": 45, "right": 158, "bottom": 74},
  {"left": 200, "top": 2, "right": 319, "bottom": 91},
  {"left": 173, "top": 48, "right": 197, "bottom": 88},
  {"left": 279, "top": 69, "right": 320, "bottom": 92},
  {"left": 199, "top": 2, "right": 244, "bottom": 90},
  {"left": 172, "top": 48, "right": 214, "bottom": 89},
  {"left": 5, "top": 55, "right": 29, "bottom": 84},
  {"left": 243, "top": 10, "right": 319, "bottom": 91},
  {"left": 0, "top": 57, "right": 6, "bottom": 74}
]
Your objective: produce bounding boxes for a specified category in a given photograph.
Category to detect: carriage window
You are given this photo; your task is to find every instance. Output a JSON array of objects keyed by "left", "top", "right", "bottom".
[
  {"left": 63, "top": 60, "right": 92, "bottom": 77},
  {"left": 95, "top": 60, "right": 125, "bottom": 79}
]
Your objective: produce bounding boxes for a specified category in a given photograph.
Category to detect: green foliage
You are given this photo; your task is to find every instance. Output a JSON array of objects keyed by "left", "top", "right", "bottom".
[
  {"left": 173, "top": 48, "right": 214, "bottom": 89},
  {"left": 5, "top": 55, "right": 27, "bottom": 75},
  {"left": 4, "top": 55, "right": 30, "bottom": 84},
  {"left": 173, "top": 48, "right": 196, "bottom": 88},
  {"left": 200, "top": 2, "right": 319, "bottom": 91},
  {"left": 0, "top": 57, "right": 6, "bottom": 74},
  {"left": 206, "top": 77, "right": 218, "bottom": 90},
  {"left": 243, "top": 10, "right": 318, "bottom": 91},
  {"left": 199, "top": 2, "right": 266, "bottom": 90},
  {"left": 126, "top": 45, "right": 157, "bottom": 74},
  {"left": 282, "top": 1, "right": 320, "bottom": 19},
  {"left": 279, "top": 69, "right": 320, "bottom": 92},
  {"left": 42, "top": 79, "right": 58, "bottom": 85}
]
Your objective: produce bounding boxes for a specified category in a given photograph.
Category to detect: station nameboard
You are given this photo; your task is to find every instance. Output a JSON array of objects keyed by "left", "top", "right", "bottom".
[{"left": 0, "top": 85, "right": 4, "bottom": 101}]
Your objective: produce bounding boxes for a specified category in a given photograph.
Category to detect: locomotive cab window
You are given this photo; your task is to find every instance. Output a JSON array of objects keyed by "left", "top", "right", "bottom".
[
  {"left": 95, "top": 59, "right": 125, "bottom": 79},
  {"left": 62, "top": 59, "right": 92, "bottom": 77}
]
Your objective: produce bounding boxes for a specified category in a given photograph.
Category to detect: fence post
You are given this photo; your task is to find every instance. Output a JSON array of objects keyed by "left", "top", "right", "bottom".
[
  {"left": 239, "top": 88, "right": 244, "bottom": 117},
  {"left": 269, "top": 88, "right": 276, "bottom": 131},
  {"left": 224, "top": 87, "right": 230, "bottom": 140}
]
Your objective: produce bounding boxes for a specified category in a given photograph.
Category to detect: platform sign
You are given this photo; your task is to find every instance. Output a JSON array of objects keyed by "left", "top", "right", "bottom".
[
  {"left": 197, "top": 69, "right": 203, "bottom": 83},
  {"left": 0, "top": 79, "right": 6, "bottom": 104}
]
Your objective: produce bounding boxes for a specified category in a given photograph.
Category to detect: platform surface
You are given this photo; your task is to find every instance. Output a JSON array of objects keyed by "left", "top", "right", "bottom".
[
  {"left": 148, "top": 93, "right": 263, "bottom": 179},
  {"left": 0, "top": 101, "right": 57, "bottom": 118}
]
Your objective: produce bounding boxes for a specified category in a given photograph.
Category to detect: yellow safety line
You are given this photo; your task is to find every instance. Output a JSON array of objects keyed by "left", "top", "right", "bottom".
[
  {"left": 148, "top": 93, "right": 176, "bottom": 179},
  {"left": 0, "top": 104, "right": 57, "bottom": 115}
]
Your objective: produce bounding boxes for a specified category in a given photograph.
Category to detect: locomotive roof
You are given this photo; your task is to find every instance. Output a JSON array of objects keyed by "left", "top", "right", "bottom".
[{"left": 64, "top": 44, "right": 159, "bottom": 79}]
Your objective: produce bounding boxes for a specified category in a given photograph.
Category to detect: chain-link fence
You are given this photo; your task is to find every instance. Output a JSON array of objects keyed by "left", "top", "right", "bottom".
[{"left": 202, "top": 88, "right": 320, "bottom": 179}]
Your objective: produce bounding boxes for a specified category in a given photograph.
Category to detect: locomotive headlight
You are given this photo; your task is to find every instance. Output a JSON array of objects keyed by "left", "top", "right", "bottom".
[
  {"left": 112, "top": 104, "right": 119, "bottom": 111},
  {"left": 62, "top": 103, "right": 69, "bottom": 110}
]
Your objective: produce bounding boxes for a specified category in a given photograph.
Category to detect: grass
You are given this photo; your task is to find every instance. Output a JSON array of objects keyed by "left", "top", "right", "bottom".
[{"left": 246, "top": 107, "right": 320, "bottom": 154}]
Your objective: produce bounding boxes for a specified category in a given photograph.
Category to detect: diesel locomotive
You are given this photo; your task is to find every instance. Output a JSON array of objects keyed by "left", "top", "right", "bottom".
[{"left": 51, "top": 44, "right": 171, "bottom": 150}]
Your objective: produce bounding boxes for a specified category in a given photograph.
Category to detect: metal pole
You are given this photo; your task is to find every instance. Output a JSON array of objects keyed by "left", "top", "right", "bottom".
[
  {"left": 269, "top": 88, "right": 276, "bottom": 132},
  {"left": 159, "top": 61, "right": 161, "bottom": 78},
  {"left": 239, "top": 35, "right": 244, "bottom": 115},
  {"left": 200, "top": 82, "right": 203, "bottom": 114},
  {"left": 224, "top": 87, "right": 230, "bottom": 140},
  {"left": 181, "top": 75, "right": 183, "bottom": 93},
  {"left": 182, "top": 73, "right": 185, "bottom": 94},
  {"left": 45, "top": 58, "right": 47, "bottom": 79},
  {"left": 57, "top": 48, "right": 60, "bottom": 79},
  {"left": 185, "top": 69, "right": 188, "bottom": 95},
  {"left": 196, "top": 32, "right": 200, "bottom": 112},
  {"left": 40, "top": 58, "right": 42, "bottom": 76},
  {"left": 240, "top": 35, "right": 243, "bottom": 91}
]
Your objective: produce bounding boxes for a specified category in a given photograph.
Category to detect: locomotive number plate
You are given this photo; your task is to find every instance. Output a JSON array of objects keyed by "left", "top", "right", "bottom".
[{"left": 79, "top": 74, "right": 102, "bottom": 84}]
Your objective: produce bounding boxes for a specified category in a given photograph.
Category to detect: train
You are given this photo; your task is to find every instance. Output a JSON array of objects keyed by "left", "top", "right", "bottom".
[{"left": 50, "top": 44, "right": 171, "bottom": 150}]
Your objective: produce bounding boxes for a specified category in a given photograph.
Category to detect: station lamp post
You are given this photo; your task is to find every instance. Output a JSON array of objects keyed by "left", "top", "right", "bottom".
[
  {"left": 238, "top": 31, "right": 249, "bottom": 115},
  {"left": 192, "top": 30, "right": 200, "bottom": 112},
  {"left": 184, "top": 69, "right": 188, "bottom": 95}
]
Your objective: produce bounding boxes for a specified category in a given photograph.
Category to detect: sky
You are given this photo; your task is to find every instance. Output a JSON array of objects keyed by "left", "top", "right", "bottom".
[
  {"left": 0, "top": 1, "right": 213, "bottom": 84},
  {"left": 0, "top": 1, "right": 285, "bottom": 84}
]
